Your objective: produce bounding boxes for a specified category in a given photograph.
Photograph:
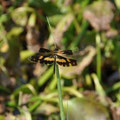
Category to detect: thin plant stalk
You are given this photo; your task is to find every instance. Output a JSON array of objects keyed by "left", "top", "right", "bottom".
[
  {"left": 46, "top": 16, "right": 65, "bottom": 120},
  {"left": 67, "top": 101, "right": 69, "bottom": 120},
  {"left": 91, "top": 73, "right": 107, "bottom": 105},
  {"left": 96, "top": 33, "right": 101, "bottom": 82},
  {"left": 55, "top": 64, "right": 65, "bottom": 120}
]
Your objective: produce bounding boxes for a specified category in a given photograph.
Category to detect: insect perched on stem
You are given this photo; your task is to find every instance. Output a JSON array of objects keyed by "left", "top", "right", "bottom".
[{"left": 29, "top": 48, "right": 77, "bottom": 67}]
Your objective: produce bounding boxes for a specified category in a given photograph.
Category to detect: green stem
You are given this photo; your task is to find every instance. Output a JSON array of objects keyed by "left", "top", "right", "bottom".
[
  {"left": 55, "top": 64, "right": 65, "bottom": 120},
  {"left": 96, "top": 33, "right": 101, "bottom": 82},
  {"left": 91, "top": 73, "right": 107, "bottom": 105}
]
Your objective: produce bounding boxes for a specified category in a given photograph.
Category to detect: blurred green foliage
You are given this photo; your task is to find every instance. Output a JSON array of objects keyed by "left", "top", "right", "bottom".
[{"left": 0, "top": 0, "right": 120, "bottom": 120}]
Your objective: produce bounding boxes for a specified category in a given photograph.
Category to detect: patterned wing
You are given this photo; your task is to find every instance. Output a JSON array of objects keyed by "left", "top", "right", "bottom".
[
  {"left": 56, "top": 55, "right": 77, "bottom": 67},
  {"left": 29, "top": 53, "right": 54, "bottom": 65},
  {"left": 38, "top": 48, "right": 52, "bottom": 56},
  {"left": 39, "top": 48, "right": 51, "bottom": 53},
  {"left": 57, "top": 50, "right": 73, "bottom": 56}
]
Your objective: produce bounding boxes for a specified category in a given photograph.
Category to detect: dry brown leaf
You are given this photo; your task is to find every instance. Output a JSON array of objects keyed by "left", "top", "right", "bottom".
[{"left": 84, "top": 1, "right": 115, "bottom": 31}]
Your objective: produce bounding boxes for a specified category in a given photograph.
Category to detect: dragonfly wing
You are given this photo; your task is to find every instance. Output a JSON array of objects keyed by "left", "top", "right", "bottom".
[
  {"left": 56, "top": 55, "right": 77, "bottom": 67},
  {"left": 57, "top": 50, "right": 73, "bottom": 56},
  {"left": 41, "top": 56, "right": 54, "bottom": 65},
  {"left": 29, "top": 54, "right": 54, "bottom": 65},
  {"left": 39, "top": 48, "right": 51, "bottom": 53}
]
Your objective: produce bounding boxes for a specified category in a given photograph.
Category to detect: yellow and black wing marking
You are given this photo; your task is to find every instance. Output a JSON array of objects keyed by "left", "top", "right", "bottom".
[
  {"left": 56, "top": 55, "right": 77, "bottom": 67},
  {"left": 29, "top": 48, "right": 77, "bottom": 66},
  {"left": 30, "top": 54, "right": 54, "bottom": 65},
  {"left": 30, "top": 48, "right": 54, "bottom": 65},
  {"left": 38, "top": 48, "right": 52, "bottom": 56},
  {"left": 41, "top": 55, "right": 54, "bottom": 65},
  {"left": 57, "top": 50, "right": 73, "bottom": 56}
]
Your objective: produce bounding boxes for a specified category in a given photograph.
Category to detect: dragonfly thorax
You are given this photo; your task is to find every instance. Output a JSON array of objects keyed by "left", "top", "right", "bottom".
[{"left": 54, "top": 48, "right": 59, "bottom": 54}]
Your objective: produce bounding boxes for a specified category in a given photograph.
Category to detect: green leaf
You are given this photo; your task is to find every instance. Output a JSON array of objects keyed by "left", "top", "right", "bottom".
[
  {"left": 20, "top": 50, "right": 35, "bottom": 61},
  {"left": 38, "top": 66, "right": 54, "bottom": 87},
  {"left": 12, "top": 84, "right": 37, "bottom": 98}
]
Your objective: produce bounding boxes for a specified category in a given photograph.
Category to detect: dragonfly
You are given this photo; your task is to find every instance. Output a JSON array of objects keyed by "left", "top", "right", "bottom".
[{"left": 29, "top": 48, "right": 77, "bottom": 67}]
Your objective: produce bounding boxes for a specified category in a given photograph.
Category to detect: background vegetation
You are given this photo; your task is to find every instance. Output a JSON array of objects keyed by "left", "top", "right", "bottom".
[{"left": 0, "top": 0, "right": 120, "bottom": 120}]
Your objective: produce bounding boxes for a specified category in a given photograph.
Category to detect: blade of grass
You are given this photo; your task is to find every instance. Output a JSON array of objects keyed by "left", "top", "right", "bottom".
[
  {"left": 29, "top": 100, "right": 42, "bottom": 112},
  {"left": 55, "top": 64, "right": 65, "bottom": 120},
  {"left": 106, "top": 82, "right": 120, "bottom": 93},
  {"left": 46, "top": 16, "right": 56, "bottom": 48},
  {"left": 48, "top": 75, "right": 57, "bottom": 90},
  {"left": 91, "top": 73, "right": 105, "bottom": 96},
  {"left": 18, "top": 91, "right": 22, "bottom": 106},
  {"left": 29, "top": 93, "right": 58, "bottom": 103},
  {"left": 91, "top": 73, "right": 107, "bottom": 105},
  {"left": 67, "top": 101, "right": 69, "bottom": 120},
  {"left": 63, "top": 87, "right": 83, "bottom": 98},
  {"left": 47, "top": 16, "right": 65, "bottom": 120},
  {"left": 20, "top": 50, "right": 35, "bottom": 61},
  {"left": 38, "top": 66, "right": 53, "bottom": 87},
  {"left": 96, "top": 32, "right": 101, "bottom": 82},
  {"left": 115, "top": 41, "right": 120, "bottom": 72},
  {"left": 12, "top": 84, "right": 37, "bottom": 99}
]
